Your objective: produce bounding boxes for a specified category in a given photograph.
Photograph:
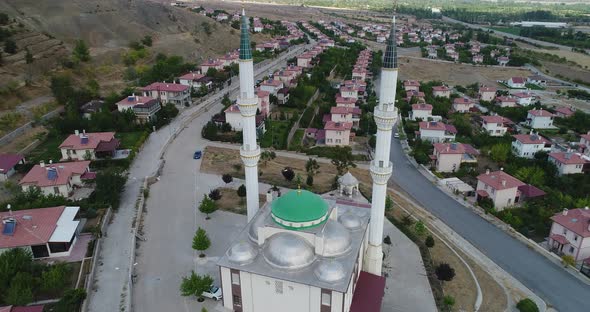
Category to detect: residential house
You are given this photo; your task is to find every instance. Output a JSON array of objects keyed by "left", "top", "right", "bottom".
[
  {"left": 277, "top": 88, "right": 290, "bottom": 105},
  {"left": 527, "top": 75, "right": 547, "bottom": 87},
  {"left": 432, "top": 86, "right": 451, "bottom": 98},
  {"left": 418, "top": 121, "right": 457, "bottom": 143},
  {"left": 548, "top": 152, "right": 589, "bottom": 176},
  {"left": 142, "top": 82, "right": 191, "bottom": 106},
  {"left": 512, "top": 133, "right": 552, "bottom": 158},
  {"left": 548, "top": 208, "right": 590, "bottom": 263},
  {"left": 476, "top": 170, "right": 526, "bottom": 210},
  {"left": 335, "top": 96, "right": 357, "bottom": 108},
  {"left": 495, "top": 96, "right": 517, "bottom": 108},
  {"left": 526, "top": 109, "right": 555, "bottom": 129},
  {"left": 554, "top": 106, "right": 576, "bottom": 118},
  {"left": 513, "top": 92, "right": 534, "bottom": 106},
  {"left": 0, "top": 154, "right": 24, "bottom": 181},
  {"left": 200, "top": 59, "right": 225, "bottom": 73},
  {"left": 324, "top": 121, "right": 353, "bottom": 146},
  {"left": 409, "top": 103, "right": 433, "bottom": 121},
  {"left": 472, "top": 54, "right": 483, "bottom": 64},
  {"left": 579, "top": 132, "right": 590, "bottom": 156},
  {"left": 406, "top": 90, "right": 425, "bottom": 103},
  {"left": 19, "top": 161, "right": 95, "bottom": 197},
  {"left": 116, "top": 95, "right": 161, "bottom": 123},
  {"left": 431, "top": 143, "right": 479, "bottom": 173},
  {"left": 452, "top": 97, "right": 474, "bottom": 113},
  {"left": 80, "top": 100, "right": 105, "bottom": 119},
  {"left": 497, "top": 56, "right": 510, "bottom": 66},
  {"left": 507, "top": 77, "right": 526, "bottom": 89},
  {"left": 256, "top": 90, "right": 271, "bottom": 117},
  {"left": 339, "top": 85, "right": 359, "bottom": 100},
  {"left": 223, "top": 104, "right": 266, "bottom": 135},
  {"left": 0, "top": 206, "right": 81, "bottom": 259},
  {"left": 330, "top": 107, "right": 361, "bottom": 128},
  {"left": 403, "top": 80, "right": 420, "bottom": 92},
  {"left": 179, "top": 72, "right": 205, "bottom": 90},
  {"left": 480, "top": 115, "right": 511, "bottom": 137},
  {"left": 59, "top": 131, "right": 119, "bottom": 161},
  {"left": 479, "top": 87, "right": 497, "bottom": 102},
  {"left": 259, "top": 79, "right": 284, "bottom": 96},
  {"left": 296, "top": 54, "right": 313, "bottom": 68}
]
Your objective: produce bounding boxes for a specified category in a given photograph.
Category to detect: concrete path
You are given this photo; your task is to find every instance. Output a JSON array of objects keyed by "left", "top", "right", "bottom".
[{"left": 87, "top": 42, "right": 311, "bottom": 312}]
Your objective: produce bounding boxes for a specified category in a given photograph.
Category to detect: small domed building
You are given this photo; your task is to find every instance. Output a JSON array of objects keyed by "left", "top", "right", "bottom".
[{"left": 217, "top": 189, "right": 385, "bottom": 312}]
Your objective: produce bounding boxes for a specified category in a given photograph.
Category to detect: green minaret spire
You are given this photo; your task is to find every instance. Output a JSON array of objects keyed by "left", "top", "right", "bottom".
[
  {"left": 239, "top": 9, "right": 252, "bottom": 60},
  {"left": 383, "top": 14, "right": 398, "bottom": 69}
]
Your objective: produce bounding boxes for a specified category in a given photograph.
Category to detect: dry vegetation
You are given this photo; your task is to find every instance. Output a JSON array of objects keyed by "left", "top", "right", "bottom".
[{"left": 215, "top": 187, "right": 265, "bottom": 215}]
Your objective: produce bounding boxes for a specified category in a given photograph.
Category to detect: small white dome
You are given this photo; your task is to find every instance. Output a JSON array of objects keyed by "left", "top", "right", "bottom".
[
  {"left": 322, "top": 220, "right": 352, "bottom": 257},
  {"left": 262, "top": 232, "right": 316, "bottom": 270},
  {"left": 338, "top": 212, "right": 362, "bottom": 230},
  {"left": 314, "top": 260, "right": 346, "bottom": 282},
  {"left": 226, "top": 241, "right": 258, "bottom": 265}
]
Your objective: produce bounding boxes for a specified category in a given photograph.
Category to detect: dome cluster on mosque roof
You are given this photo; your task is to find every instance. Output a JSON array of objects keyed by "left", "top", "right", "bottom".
[
  {"left": 314, "top": 260, "right": 346, "bottom": 282},
  {"left": 270, "top": 190, "right": 330, "bottom": 229},
  {"left": 262, "top": 232, "right": 316, "bottom": 270},
  {"left": 226, "top": 241, "right": 258, "bottom": 265},
  {"left": 321, "top": 220, "right": 352, "bottom": 257}
]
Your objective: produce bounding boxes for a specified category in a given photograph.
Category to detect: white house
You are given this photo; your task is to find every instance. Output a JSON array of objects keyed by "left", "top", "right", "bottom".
[
  {"left": 548, "top": 152, "right": 589, "bottom": 176},
  {"left": 409, "top": 103, "right": 433, "bottom": 121},
  {"left": 452, "top": 97, "right": 474, "bottom": 113},
  {"left": 527, "top": 75, "right": 547, "bottom": 87},
  {"left": 59, "top": 131, "right": 119, "bottom": 161},
  {"left": 526, "top": 109, "right": 555, "bottom": 129},
  {"left": 476, "top": 170, "right": 526, "bottom": 210},
  {"left": 19, "top": 161, "right": 95, "bottom": 197},
  {"left": 479, "top": 87, "right": 496, "bottom": 102},
  {"left": 403, "top": 80, "right": 420, "bottom": 92},
  {"left": 179, "top": 72, "right": 205, "bottom": 90},
  {"left": 0, "top": 154, "right": 24, "bottom": 181},
  {"left": 512, "top": 133, "right": 552, "bottom": 158},
  {"left": 495, "top": 96, "right": 518, "bottom": 108},
  {"left": 142, "top": 82, "right": 191, "bottom": 106},
  {"left": 548, "top": 208, "right": 590, "bottom": 263},
  {"left": 480, "top": 115, "right": 511, "bottom": 137},
  {"left": 431, "top": 143, "right": 479, "bottom": 173},
  {"left": 507, "top": 77, "right": 526, "bottom": 89},
  {"left": 418, "top": 121, "right": 457, "bottom": 143},
  {"left": 432, "top": 86, "right": 451, "bottom": 98},
  {"left": 259, "top": 79, "right": 284, "bottom": 96},
  {"left": 513, "top": 92, "right": 534, "bottom": 106}
]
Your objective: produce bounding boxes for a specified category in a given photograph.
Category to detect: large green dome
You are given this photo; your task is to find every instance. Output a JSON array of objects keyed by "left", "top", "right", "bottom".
[{"left": 271, "top": 190, "right": 329, "bottom": 229}]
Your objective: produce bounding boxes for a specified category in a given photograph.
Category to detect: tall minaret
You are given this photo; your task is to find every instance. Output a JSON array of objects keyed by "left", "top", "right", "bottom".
[
  {"left": 237, "top": 9, "right": 261, "bottom": 221},
  {"left": 364, "top": 12, "right": 399, "bottom": 276}
]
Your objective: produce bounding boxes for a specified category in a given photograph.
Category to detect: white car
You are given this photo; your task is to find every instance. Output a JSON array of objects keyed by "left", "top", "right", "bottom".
[
  {"left": 202, "top": 286, "right": 223, "bottom": 301},
  {"left": 394, "top": 133, "right": 400, "bottom": 138}
]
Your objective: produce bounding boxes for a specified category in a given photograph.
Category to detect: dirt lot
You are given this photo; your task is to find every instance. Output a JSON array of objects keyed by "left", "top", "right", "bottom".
[
  {"left": 516, "top": 41, "right": 590, "bottom": 69},
  {"left": 543, "top": 62, "right": 590, "bottom": 84},
  {"left": 398, "top": 57, "right": 532, "bottom": 87},
  {"left": 215, "top": 187, "right": 266, "bottom": 215}
]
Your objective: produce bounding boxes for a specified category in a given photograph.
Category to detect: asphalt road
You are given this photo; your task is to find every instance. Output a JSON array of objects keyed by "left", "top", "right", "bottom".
[{"left": 388, "top": 136, "right": 590, "bottom": 311}]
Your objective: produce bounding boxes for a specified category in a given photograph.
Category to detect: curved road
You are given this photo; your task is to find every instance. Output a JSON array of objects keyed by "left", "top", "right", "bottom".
[{"left": 388, "top": 136, "right": 589, "bottom": 311}]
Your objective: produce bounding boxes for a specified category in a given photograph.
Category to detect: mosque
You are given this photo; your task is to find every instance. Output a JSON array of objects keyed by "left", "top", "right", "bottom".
[{"left": 217, "top": 7, "right": 399, "bottom": 312}]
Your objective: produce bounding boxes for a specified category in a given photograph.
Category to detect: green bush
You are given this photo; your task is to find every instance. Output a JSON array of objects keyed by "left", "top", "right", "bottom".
[{"left": 516, "top": 298, "right": 539, "bottom": 312}]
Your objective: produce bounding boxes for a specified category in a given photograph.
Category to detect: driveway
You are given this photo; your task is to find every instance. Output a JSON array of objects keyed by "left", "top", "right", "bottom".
[{"left": 388, "top": 136, "right": 590, "bottom": 311}]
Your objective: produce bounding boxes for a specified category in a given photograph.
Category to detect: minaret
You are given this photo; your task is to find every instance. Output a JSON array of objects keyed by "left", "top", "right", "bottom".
[
  {"left": 364, "top": 12, "right": 398, "bottom": 276},
  {"left": 237, "top": 9, "right": 261, "bottom": 221}
]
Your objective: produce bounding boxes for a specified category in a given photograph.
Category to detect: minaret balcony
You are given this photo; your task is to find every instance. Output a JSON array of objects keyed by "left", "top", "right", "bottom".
[
  {"left": 370, "top": 160, "right": 393, "bottom": 185},
  {"left": 240, "top": 145, "right": 261, "bottom": 166},
  {"left": 373, "top": 107, "right": 398, "bottom": 130}
]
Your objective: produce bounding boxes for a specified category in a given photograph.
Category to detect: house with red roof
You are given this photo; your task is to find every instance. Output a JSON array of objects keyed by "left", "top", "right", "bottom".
[
  {"left": 115, "top": 95, "right": 162, "bottom": 124},
  {"left": 507, "top": 77, "right": 526, "bottom": 89},
  {"left": 579, "top": 132, "right": 590, "bottom": 157},
  {"left": 494, "top": 96, "right": 517, "bottom": 108},
  {"left": 324, "top": 121, "right": 353, "bottom": 146},
  {"left": 480, "top": 115, "right": 511, "bottom": 137},
  {"left": 277, "top": 87, "right": 290, "bottom": 105},
  {"left": 432, "top": 86, "right": 451, "bottom": 99},
  {"left": 548, "top": 208, "right": 590, "bottom": 263},
  {"left": 513, "top": 92, "right": 534, "bottom": 106},
  {"left": 554, "top": 106, "right": 576, "bottom": 118},
  {"left": 296, "top": 53, "right": 313, "bottom": 68},
  {"left": 548, "top": 152, "right": 590, "bottom": 176},
  {"left": 403, "top": 80, "right": 420, "bottom": 92},
  {"left": 19, "top": 161, "right": 94, "bottom": 197},
  {"left": 59, "top": 131, "right": 119, "bottom": 161},
  {"left": 142, "top": 82, "right": 191, "bottom": 106},
  {"left": 179, "top": 72, "right": 205, "bottom": 90},
  {"left": 330, "top": 107, "right": 361, "bottom": 128},
  {"left": 335, "top": 95, "right": 357, "bottom": 108},
  {"left": 409, "top": 103, "right": 433, "bottom": 121},
  {"left": 526, "top": 109, "right": 555, "bottom": 129},
  {"left": 512, "top": 133, "right": 552, "bottom": 158},
  {"left": 339, "top": 85, "right": 359, "bottom": 100},
  {"left": 478, "top": 87, "right": 496, "bottom": 102},
  {"left": 405, "top": 90, "right": 425, "bottom": 103},
  {"left": 497, "top": 56, "right": 510, "bottom": 66},
  {"left": 0, "top": 305, "right": 44, "bottom": 312},
  {"left": 200, "top": 58, "right": 225, "bottom": 73},
  {"left": 452, "top": 97, "right": 474, "bottom": 113},
  {"left": 0, "top": 154, "right": 24, "bottom": 181},
  {"left": 472, "top": 54, "right": 483, "bottom": 64},
  {"left": 259, "top": 79, "right": 284, "bottom": 96},
  {"left": 418, "top": 121, "right": 457, "bottom": 143},
  {"left": 476, "top": 170, "right": 526, "bottom": 210},
  {"left": 431, "top": 143, "right": 479, "bottom": 173},
  {"left": 0, "top": 206, "right": 80, "bottom": 259}
]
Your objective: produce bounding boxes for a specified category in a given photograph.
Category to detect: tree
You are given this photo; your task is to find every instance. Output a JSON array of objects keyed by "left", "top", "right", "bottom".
[
  {"left": 221, "top": 94, "right": 232, "bottom": 107},
  {"left": 435, "top": 263, "right": 455, "bottom": 282},
  {"left": 192, "top": 227, "right": 211, "bottom": 257},
  {"left": 25, "top": 48, "right": 33, "bottom": 64},
  {"left": 282, "top": 167, "right": 295, "bottom": 181},
  {"left": 72, "top": 39, "right": 90, "bottom": 62},
  {"left": 4, "top": 38, "right": 16, "bottom": 54},
  {"left": 199, "top": 194, "right": 218, "bottom": 219},
  {"left": 180, "top": 271, "right": 213, "bottom": 298},
  {"left": 514, "top": 166, "right": 545, "bottom": 186},
  {"left": 414, "top": 220, "right": 426, "bottom": 236},
  {"left": 53, "top": 289, "right": 87, "bottom": 312},
  {"left": 385, "top": 195, "right": 394, "bottom": 211},
  {"left": 425, "top": 235, "right": 435, "bottom": 248},
  {"left": 330, "top": 147, "right": 357, "bottom": 175},
  {"left": 561, "top": 255, "right": 575, "bottom": 268},
  {"left": 4, "top": 272, "right": 34, "bottom": 306},
  {"left": 237, "top": 184, "right": 247, "bottom": 198},
  {"left": 208, "top": 189, "right": 222, "bottom": 201},
  {"left": 306, "top": 175, "right": 313, "bottom": 186},
  {"left": 50, "top": 74, "right": 75, "bottom": 106},
  {"left": 260, "top": 151, "right": 276, "bottom": 167},
  {"left": 305, "top": 158, "right": 320, "bottom": 177},
  {"left": 490, "top": 143, "right": 511, "bottom": 163},
  {"left": 95, "top": 169, "right": 126, "bottom": 209},
  {"left": 141, "top": 35, "right": 153, "bottom": 47},
  {"left": 41, "top": 263, "right": 70, "bottom": 294},
  {"left": 443, "top": 295, "right": 456, "bottom": 311},
  {"left": 0, "top": 248, "right": 33, "bottom": 293},
  {"left": 222, "top": 174, "right": 233, "bottom": 184},
  {"left": 516, "top": 298, "right": 539, "bottom": 312}
]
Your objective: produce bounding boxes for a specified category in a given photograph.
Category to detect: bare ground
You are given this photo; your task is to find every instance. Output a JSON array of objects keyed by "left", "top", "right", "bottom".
[{"left": 215, "top": 187, "right": 265, "bottom": 215}]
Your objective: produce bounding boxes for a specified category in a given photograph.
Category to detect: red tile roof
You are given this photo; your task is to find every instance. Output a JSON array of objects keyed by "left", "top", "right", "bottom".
[
  {"left": 549, "top": 152, "right": 589, "bottom": 165},
  {"left": 518, "top": 184, "right": 546, "bottom": 198},
  {"left": 554, "top": 106, "right": 575, "bottom": 117},
  {"left": 479, "top": 86, "right": 496, "bottom": 93},
  {"left": 335, "top": 96, "right": 357, "bottom": 105},
  {"left": 434, "top": 143, "right": 479, "bottom": 155},
  {"left": 477, "top": 170, "right": 525, "bottom": 190},
  {"left": 0, "top": 206, "right": 65, "bottom": 248},
  {"left": 453, "top": 97, "right": 472, "bottom": 105},
  {"left": 551, "top": 208, "right": 590, "bottom": 238},
  {"left": 419, "top": 121, "right": 456, "bottom": 133},
  {"left": 528, "top": 109, "right": 554, "bottom": 117},
  {"left": 324, "top": 121, "right": 353, "bottom": 131},
  {"left": 142, "top": 82, "right": 188, "bottom": 92},
  {"left": 404, "top": 80, "right": 420, "bottom": 87},
  {"left": 432, "top": 86, "right": 449, "bottom": 92},
  {"left": 20, "top": 161, "right": 90, "bottom": 188},
  {"left": 510, "top": 77, "right": 525, "bottom": 84},
  {"left": 513, "top": 134, "right": 550, "bottom": 145},
  {"left": 59, "top": 132, "right": 116, "bottom": 150},
  {"left": 330, "top": 106, "right": 361, "bottom": 115},
  {"left": 224, "top": 104, "right": 241, "bottom": 114},
  {"left": 481, "top": 115, "right": 510, "bottom": 124},
  {"left": 550, "top": 234, "right": 568, "bottom": 245},
  {"left": 179, "top": 72, "right": 204, "bottom": 81},
  {"left": 412, "top": 103, "right": 433, "bottom": 111},
  {"left": 0, "top": 154, "right": 24, "bottom": 173},
  {"left": 116, "top": 95, "right": 155, "bottom": 108},
  {"left": 350, "top": 271, "right": 386, "bottom": 312},
  {"left": 496, "top": 96, "right": 516, "bottom": 103},
  {"left": 11, "top": 306, "right": 44, "bottom": 312}
]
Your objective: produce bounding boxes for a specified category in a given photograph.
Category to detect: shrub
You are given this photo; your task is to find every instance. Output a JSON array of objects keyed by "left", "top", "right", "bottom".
[
  {"left": 282, "top": 167, "right": 295, "bottom": 181},
  {"left": 222, "top": 174, "right": 233, "bottom": 184},
  {"left": 383, "top": 235, "right": 392, "bottom": 245},
  {"left": 425, "top": 235, "right": 435, "bottom": 248},
  {"left": 208, "top": 189, "right": 222, "bottom": 201},
  {"left": 443, "top": 295, "right": 455, "bottom": 310},
  {"left": 180, "top": 271, "right": 213, "bottom": 298},
  {"left": 414, "top": 220, "right": 426, "bottom": 236},
  {"left": 516, "top": 298, "right": 539, "bottom": 312},
  {"left": 435, "top": 263, "right": 455, "bottom": 282},
  {"left": 52, "top": 289, "right": 87, "bottom": 312},
  {"left": 192, "top": 227, "right": 211, "bottom": 257},
  {"left": 237, "top": 184, "right": 247, "bottom": 197},
  {"left": 561, "top": 255, "right": 575, "bottom": 268},
  {"left": 306, "top": 175, "right": 313, "bottom": 186},
  {"left": 199, "top": 194, "right": 217, "bottom": 219}
]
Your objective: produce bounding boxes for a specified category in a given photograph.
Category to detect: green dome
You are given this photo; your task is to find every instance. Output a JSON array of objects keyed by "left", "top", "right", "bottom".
[{"left": 271, "top": 190, "right": 329, "bottom": 228}]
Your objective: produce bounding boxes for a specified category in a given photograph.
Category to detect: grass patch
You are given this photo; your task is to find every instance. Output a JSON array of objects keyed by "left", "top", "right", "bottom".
[
  {"left": 525, "top": 83, "right": 545, "bottom": 90},
  {"left": 288, "top": 129, "right": 305, "bottom": 151},
  {"left": 116, "top": 131, "right": 147, "bottom": 149},
  {"left": 261, "top": 120, "right": 291, "bottom": 149},
  {"left": 0, "top": 112, "right": 25, "bottom": 136},
  {"left": 26, "top": 133, "right": 67, "bottom": 163},
  {"left": 490, "top": 26, "right": 521, "bottom": 36}
]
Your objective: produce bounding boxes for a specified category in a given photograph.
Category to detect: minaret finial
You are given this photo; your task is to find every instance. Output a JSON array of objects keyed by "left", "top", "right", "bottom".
[
  {"left": 239, "top": 7, "right": 252, "bottom": 60},
  {"left": 383, "top": 0, "right": 398, "bottom": 69}
]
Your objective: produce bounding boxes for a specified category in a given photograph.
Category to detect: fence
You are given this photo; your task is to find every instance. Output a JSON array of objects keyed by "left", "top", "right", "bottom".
[
  {"left": 286, "top": 89, "right": 320, "bottom": 149},
  {"left": 0, "top": 107, "right": 63, "bottom": 146}
]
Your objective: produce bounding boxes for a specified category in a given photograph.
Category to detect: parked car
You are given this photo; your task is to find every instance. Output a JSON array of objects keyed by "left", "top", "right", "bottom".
[
  {"left": 394, "top": 133, "right": 400, "bottom": 138},
  {"left": 194, "top": 150, "right": 202, "bottom": 159},
  {"left": 202, "top": 286, "right": 222, "bottom": 301}
]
